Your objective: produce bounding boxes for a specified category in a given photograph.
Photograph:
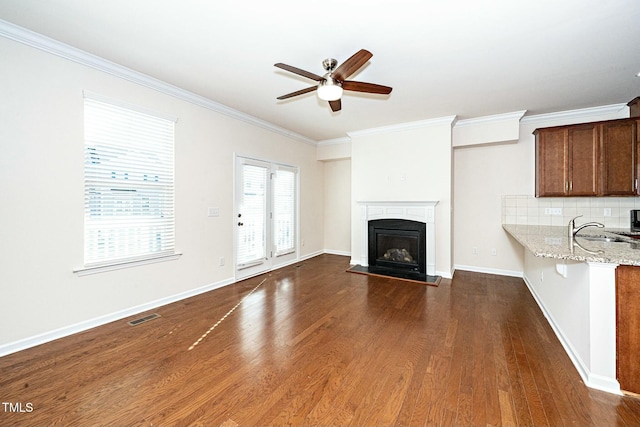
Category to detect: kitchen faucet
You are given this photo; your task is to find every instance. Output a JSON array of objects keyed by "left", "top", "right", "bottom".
[{"left": 567, "top": 215, "right": 604, "bottom": 237}]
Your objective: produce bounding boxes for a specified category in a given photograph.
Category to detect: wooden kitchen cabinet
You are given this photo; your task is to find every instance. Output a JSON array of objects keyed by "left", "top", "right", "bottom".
[
  {"left": 601, "top": 120, "right": 637, "bottom": 195},
  {"left": 568, "top": 124, "right": 600, "bottom": 195},
  {"left": 616, "top": 265, "right": 640, "bottom": 395},
  {"left": 535, "top": 127, "right": 568, "bottom": 196},
  {"left": 535, "top": 118, "right": 639, "bottom": 197},
  {"left": 535, "top": 123, "right": 599, "bottom": 196}
]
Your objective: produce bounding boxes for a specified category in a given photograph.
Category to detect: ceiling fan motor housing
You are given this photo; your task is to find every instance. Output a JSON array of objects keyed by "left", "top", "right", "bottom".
[{"left": 322, "top": 58, "right": 338, "bottom": 72}]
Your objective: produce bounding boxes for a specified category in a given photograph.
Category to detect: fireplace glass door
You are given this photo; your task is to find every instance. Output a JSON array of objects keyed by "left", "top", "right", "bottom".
[
  {"left": 374, "top": 230, "right": 420, "bottom": 271},
  {"left": 368, "top": 219, "right": 426, "bottom": 274}
]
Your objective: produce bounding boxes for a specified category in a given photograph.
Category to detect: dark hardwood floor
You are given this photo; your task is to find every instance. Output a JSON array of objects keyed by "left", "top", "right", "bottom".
[{"left": 1, "top": 254, "right": 639, "bottom": 426}]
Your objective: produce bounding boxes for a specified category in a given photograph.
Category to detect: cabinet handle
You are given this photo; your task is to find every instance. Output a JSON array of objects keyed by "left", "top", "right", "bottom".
[
  {"left": 569, "top": 181, "right": 573, "bottom": 191},
  {"left": 565, "top": 181, "right": 569, "bottom": 192}
]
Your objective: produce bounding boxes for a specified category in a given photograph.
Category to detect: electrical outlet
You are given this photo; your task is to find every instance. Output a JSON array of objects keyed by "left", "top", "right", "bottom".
[
  {"left": 472, "top": 246, "right": 478, "bottom": 255},
  {"left": 490, "top": 248, "right": 497, "bottom": 256},
  {"left": 208, "top": 207, "right": 220, "bottom": 217},
  {"left": 545, "top": 237, "right": 562, "bottom": 245},
  {"left": 544, "top": 207, "right": 562, "bottom": 216},
  {"left": 219, "top": 257, "right": 225, "bottom": 266},
  {"left": 604, "top": 208, "right": 611, "bottom": 217}
]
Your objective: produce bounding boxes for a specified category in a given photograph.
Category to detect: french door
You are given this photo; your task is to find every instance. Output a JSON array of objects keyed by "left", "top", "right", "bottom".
[{"left": 235, "top": 156, "right": 298, "bottom": 279}]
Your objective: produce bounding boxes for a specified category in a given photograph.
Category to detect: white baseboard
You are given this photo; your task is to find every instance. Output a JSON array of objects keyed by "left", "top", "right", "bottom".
[
  {"left": 522, "top": 273, "right": 621, "bottom": 395},
  {"left": 299, "top": 249, "right": 325, "bottom": 261},
  {"left": 454, "top": 264, "right": 523, "bottom": 278},
  {"left": 436, "top": 269, "right": 454, "bottom": 279},
  {"left": 0, "top": 277, "right": 235, "bottom": 358},
  {"left": 323, "top": 249, "right": 351, "bottom": 257}
]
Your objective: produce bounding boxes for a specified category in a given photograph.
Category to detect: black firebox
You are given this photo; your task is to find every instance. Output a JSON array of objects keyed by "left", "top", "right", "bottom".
[{"left": 368, "top": 219, "right": 426, "bottom": 274}]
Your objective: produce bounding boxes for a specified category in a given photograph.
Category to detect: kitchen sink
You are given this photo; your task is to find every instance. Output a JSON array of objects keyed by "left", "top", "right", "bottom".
[{"left": 576, "top": 235, "right": 628, "bottom": 243}]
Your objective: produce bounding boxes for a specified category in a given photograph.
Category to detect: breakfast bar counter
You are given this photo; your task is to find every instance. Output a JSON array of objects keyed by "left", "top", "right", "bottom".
[{"left": 502, "top": 224, "right": 640, "bottom": 266}]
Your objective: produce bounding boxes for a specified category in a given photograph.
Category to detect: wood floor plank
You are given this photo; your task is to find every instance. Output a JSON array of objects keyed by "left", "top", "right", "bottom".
[
  {"left": 499, "top": 388, "right": 517, "bottom": 426},
  {"left": 1, "top": 255, "right": 639, "bottom": 426},
  {"left": 509, "top": 321, "right": 549, "bottom": 426}
]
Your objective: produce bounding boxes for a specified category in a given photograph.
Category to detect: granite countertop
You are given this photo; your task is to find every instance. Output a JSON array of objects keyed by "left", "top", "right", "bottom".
[{"left": 503, "top": 224, "right": 640, "bottom": 266}]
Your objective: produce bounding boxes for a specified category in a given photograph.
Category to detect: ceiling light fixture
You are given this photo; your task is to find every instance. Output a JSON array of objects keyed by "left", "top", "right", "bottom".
[{"left": 317, "top": 76, "right": 343, "bottom": 101}]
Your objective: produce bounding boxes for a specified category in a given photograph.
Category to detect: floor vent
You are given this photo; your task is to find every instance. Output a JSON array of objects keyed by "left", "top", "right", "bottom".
[{"left": 128, "top": 313, "right": 161, "bottom": 326}]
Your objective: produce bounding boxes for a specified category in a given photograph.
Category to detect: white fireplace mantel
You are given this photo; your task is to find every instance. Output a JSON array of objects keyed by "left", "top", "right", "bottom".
[{"left": 357, "top": 201, "right": 438, "bottom": 275}]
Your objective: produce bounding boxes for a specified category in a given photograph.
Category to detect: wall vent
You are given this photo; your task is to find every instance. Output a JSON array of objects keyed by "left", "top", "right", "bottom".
[{"left": 127, "top": 313, "right": 161, "bottom": 326}]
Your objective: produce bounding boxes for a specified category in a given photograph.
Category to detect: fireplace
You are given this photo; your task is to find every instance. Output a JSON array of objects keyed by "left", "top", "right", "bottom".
[
  {"left": 368, "top": 219, "right": 426, "bottom": 274},
  {"left": 350, "top": 201, "right": 440, "bottom": 285}
]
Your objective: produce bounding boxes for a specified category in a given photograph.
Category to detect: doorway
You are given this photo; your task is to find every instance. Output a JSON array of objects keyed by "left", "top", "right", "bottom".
[{"left": 234, "top": 156, "right": 298, "bottom": 280}]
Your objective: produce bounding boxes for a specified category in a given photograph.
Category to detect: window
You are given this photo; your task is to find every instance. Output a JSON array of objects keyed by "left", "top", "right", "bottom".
[
  {"left": 83, "top": 93, "right": 176, "bottom": 268},
  {"left": 273, "top": 166, "right": 296, "bottom": 256}
]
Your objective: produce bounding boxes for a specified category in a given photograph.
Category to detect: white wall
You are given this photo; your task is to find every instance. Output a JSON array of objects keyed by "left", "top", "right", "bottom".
[
  {"left": 453, "top": 141, "right": 529, "bottom": 275},
  {"left": 322, "top": 159, "right": 351, "bottom": 255},
  {"left": 0, "top": 37, "right": 324, "bottom": 351},
  {"left": 524, "top": 254, "right": 591, "bottom": 366},
  {"left": 350, "top": 120, "right": 454, "bottom": 277}
]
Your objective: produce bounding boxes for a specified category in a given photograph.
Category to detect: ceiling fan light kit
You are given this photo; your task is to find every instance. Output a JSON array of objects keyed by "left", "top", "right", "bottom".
[
  {"left": 275, "top": 49, "right": 392, "bottom": 112},
  {"left": 317, "top": 77, "right": 343, "bottom": 101}
]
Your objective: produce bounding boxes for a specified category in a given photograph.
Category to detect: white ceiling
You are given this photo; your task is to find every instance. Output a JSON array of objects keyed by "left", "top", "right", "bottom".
[{"left": 1, "top": 0, "right": 640, "bottom": 142}]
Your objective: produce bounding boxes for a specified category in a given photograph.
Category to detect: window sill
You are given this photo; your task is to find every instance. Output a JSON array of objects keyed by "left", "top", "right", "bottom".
[{"left": 74, "top": 253, "right": 182, "bottom": 276}]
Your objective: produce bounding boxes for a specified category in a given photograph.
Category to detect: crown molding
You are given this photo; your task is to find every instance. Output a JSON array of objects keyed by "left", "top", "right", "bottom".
[
  {"left": 317, "top": 136, "right": 351, "bottom": 146},
  {"left": 454, "top": 110, "right": 527, "bottom": 128},
  {"left": 347, "top": 115, "right": 457, "bottom": 138},
  {"left": 520, "top": 103, "right": 628, "bottom": 125},
  {"left": 0, "top": 19, "right": 317, "bottom": 146}
]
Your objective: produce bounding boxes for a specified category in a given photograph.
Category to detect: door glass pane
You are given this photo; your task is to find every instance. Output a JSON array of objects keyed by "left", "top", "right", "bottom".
[
  {"left": 237, "top": 163, "right": 267, "bottom": 267},
  {"left": 274, "top": 168, "right": 295, "bottom": 255}
]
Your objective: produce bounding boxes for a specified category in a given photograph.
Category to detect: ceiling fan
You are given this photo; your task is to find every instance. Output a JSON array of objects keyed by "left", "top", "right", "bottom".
[{"left": 274, "top": 49, "right": 392, "bottom": 112}]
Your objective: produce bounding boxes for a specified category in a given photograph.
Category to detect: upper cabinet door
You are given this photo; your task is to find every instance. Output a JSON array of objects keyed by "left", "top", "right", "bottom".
[
  {"left": 601, "top": 120, "right": 637, "bottom": 196},
  {"left": 535, "top": 128, "right": 569, "bottom": 197},
  {"left": 568, "top": 123, "right": 599, "bottom": 196}
]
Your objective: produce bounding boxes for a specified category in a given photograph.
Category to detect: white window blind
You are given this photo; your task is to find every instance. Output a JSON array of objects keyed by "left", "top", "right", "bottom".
[
  {"left": 273, "top": 167, "right": 296, "bottom": 256},
  {"left": 83, "top": 95, "right": 176, "bottom": 267}
]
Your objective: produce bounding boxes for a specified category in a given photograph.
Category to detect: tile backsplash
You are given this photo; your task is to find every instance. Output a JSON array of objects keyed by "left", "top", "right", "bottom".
[{"left": 502, "top": 195, "right": 640, "bottom": 228}]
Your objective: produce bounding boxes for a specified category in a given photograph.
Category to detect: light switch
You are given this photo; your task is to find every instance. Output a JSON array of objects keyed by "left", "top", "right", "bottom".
[{"left": 208, "top": 207, "right": 220, "bottom": 217}]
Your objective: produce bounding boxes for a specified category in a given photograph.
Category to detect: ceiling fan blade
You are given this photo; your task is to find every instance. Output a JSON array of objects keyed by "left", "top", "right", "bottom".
[
  {"left": 277, "top": 86, "right": 318, "bottom": 100},
  {"left": 274, "top": 63, "right": 324, "bottom": 81},
  {"left": 342, "top": 80, "right": 392, "bottom": 95},
  {"left": 332, "top": 49, "right": 373, "bottom": 81},
  {"left": 329, "top": 99, "right": 341, "bottom": 112}
]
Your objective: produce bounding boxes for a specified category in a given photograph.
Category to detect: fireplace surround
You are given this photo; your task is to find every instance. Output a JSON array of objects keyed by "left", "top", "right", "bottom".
[{"left": 353, "top": 201, "right": 438, "bottom": 282}]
